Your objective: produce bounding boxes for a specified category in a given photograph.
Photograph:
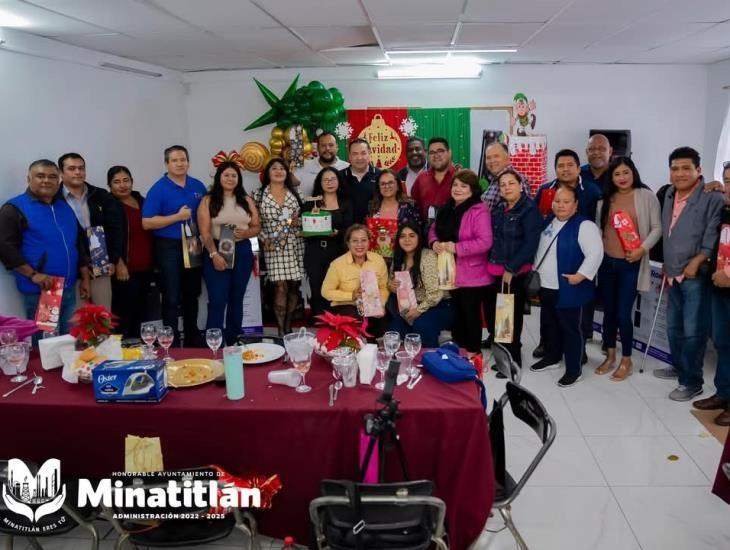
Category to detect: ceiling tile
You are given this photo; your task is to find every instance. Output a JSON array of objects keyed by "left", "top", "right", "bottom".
[
  {"left": 505, "top": 46, "right": 572, "bottom": 63},
  {"left": 593, "top": 22, "right": 713, "bottom": 49},
  {"left": 649, "top": 0, "right": 730, "bottom": 23},
  {"left": 52, "top": 31, "right": 236, "bottom": 57},
  {"left": 683, "top": 21, "right": 730, "bottom": 49},
  {"left": 557, "top": 0, "right": 661, "bottom": 25},
  {"left": 457, "top": 23, "right": 544, "bottom": 47},
  {"left": 258, "top": 50, "right": 336, "bottom": 68},
  {"left": 216, "top": 28, "right": 307, "bottom": 54},
  {"left": 29, "top": 0, "right": 193, "bottom": 34},
  {"left": 319, "top": 46, "right": 387, "bottom": 65},
  {"left": 463, "top": 0, "right": 572, "bottom": 23},
  {"left": 524, "top": 22, "right": 623, "bottom": 48},
  {"left": 561, "top": 45, "right": 643, "bottom": 63},
  {"left": 364, "top": 0, "right": 465, "bottom": 24},
  {"left": 138, "top": 53, "right": 277, "bottom": 72},
  {"left": 152, "top": 0, "right": 277, "bottom": 28},
  {"left": 0, "top": 0, "right": 104, "bottom": 34},
  {"left": 294, "top": 26, "right": 377, "bottom": 51},
  {"left": 257, "top": 0, "right": 369, "bottom": 26},
  {"left": 378, "top": 24, "right": 455, "bottom": 49},
  {"left": 619, "top": 44, "right": 730, "bottom": 64}
]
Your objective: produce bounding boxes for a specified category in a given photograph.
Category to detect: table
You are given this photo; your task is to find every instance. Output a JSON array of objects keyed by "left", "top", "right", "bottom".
[
  {"left": 712, "top": 432, "right": 730, "bottom": 505},
  {"left": 0, "top": 349, "right": 495, "bottom": 549}
]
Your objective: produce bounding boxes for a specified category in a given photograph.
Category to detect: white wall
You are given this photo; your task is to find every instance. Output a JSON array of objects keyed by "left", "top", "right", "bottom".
[
  {"left": 183, "top": 63, "right": 708, "bottom": 191},
  {"left": 0, "top": 30, "right": 188, "bottom": 318},
  {"left": 704, "top": 58, "right": 730, "bottom": 179}
]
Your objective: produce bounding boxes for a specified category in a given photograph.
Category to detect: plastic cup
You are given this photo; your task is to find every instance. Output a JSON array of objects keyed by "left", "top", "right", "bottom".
[{"left": 223, "top": 345, "right": 244, "bottom": 400}]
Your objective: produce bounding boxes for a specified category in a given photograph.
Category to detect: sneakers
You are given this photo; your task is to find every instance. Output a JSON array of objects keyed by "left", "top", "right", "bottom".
[
  {"left": 558, "top": 373, "right": 583, "bottom": 387},
  {"left": 530, "top": 359, "right": 560, "bottom": 372},
  {"left": 532, "top": 344, "right": 545, "bottom": 358},
  {"left": 653, "top": 367, "right": 679, "bottom": 380},
  {"left": 668, "top": 385, "right": 703, "bottom": 402}
]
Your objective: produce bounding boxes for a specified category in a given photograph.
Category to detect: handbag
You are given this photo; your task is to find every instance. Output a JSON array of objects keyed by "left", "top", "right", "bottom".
[
  {"left": 525, "top": 229, "right": 561, "bottom": 298},
  {"left": 422, "top": 343, "right": 487, "bottom": 409}
]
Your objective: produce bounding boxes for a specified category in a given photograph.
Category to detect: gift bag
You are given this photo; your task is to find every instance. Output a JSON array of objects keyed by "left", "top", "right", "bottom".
[
  {"left": 437, "top": 251, "right": 456, "bottom": 290},
  {"left": 181, "top": 221, "right": 202, "bottom": 269},
  {"left": 394, "top": 271, "right": 418, "bottom": 313},
  {"left": 87, "top": 226, "right": 113, "bottom": 276},
  {"left": 366, "top": 217, "right": 398, "bottom": 258},
  {"left": 494, "top": 282, "right": 515, "bottom": 344},
  {"left": 34, "top": 276, "right": 65, "bottom": 333},
  {"left": 718, "top": 224, "right": 730, "bottom": 273},
  {"left": 538, "top": 187, "right": 557, "bottom": 217},
  {"left": 611, "top": 211, "right": 641, "bottom": 252},
  {"left": 359, "top": 270, "right": 384, "bottom": 317},
  {"left": 218, "top": 224, "right": 236, "bottom": 269}
]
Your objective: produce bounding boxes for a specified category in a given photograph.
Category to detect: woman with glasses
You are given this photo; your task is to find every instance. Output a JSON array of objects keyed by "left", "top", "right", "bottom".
[{"left": 366, "top": 169, "right": 420, "bottom": 262}]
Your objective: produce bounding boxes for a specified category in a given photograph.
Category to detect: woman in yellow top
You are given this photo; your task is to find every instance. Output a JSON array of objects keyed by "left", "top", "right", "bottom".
[{"left": 321, "top": 224, "right": 388, "bottom": 337}]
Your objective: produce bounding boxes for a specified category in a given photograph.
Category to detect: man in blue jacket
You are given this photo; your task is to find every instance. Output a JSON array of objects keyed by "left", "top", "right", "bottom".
[{"left": 0, "top": 159, "right": 90, "bottom": 336}]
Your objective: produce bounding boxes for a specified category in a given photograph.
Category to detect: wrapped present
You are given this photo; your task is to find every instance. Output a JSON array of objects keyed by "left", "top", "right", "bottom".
[
  {"left": 359, "top": 270, "right": 384, "bottom": 317},
  {"left": 611, "top": 211, "right": 641, "bottom": 252},
  {"left": 38, "top": 334, "right": 76, "bottom": 370},
  {"left": 394, "top": 271, "right": 418, "bottom": 313},
  {"left": 718, "top": 224, "right": 730, "bottom": 274},
  {"left": 366, "top": 217, "right": 398, "bottom": 258}
]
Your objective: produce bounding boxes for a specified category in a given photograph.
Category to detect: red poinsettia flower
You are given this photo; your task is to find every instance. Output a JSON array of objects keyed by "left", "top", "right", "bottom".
[
  {"left": 69, "top": 304, "right": 118, "bottom": 347},
  {"left": 313, "top": 311, "right": 371, "bottom": 351}
]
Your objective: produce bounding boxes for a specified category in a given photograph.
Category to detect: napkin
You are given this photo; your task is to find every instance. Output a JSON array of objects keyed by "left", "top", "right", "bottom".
[
  {"left": 125, "top": 435, "right": 164, "bottom": 473},
  {"left": 38, "top": 334, "right": 76, "bottom": 370},
  {"left": 357, "top": 343, "right": 377, "bottom": 384}
]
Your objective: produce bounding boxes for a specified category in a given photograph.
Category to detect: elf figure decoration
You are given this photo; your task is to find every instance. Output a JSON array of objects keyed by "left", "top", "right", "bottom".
[{"left": 511, "top": 92, "right": 537, "bottom": 136}]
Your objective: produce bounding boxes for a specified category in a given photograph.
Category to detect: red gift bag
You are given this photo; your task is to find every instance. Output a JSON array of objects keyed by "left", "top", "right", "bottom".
[{"left": 611, "top": 211, "right": 641, "bottom": 252}]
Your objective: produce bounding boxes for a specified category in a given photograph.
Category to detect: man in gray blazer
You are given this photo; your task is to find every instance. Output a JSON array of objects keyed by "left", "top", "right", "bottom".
[{"left": 654, "top": 147, "right": 725, "bottom": 402}]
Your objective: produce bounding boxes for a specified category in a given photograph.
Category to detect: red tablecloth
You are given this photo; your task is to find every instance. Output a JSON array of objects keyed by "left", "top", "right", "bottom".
[
  {"left": 712, "top": 431, "right": 730, "bottom": 504},
  {"left": 0, "top": 349, "right": 494, "bottom": 549}
]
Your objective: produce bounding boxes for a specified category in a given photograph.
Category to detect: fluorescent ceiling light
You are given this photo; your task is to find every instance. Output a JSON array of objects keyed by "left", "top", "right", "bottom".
[
  {"left": 0, "top": 9, "right": 28, "bottom": 27},
  {"left": 387, "top": 48, "right": 516, "bottom": 56},
  {"left": 389, "top": 55, "right": 485, "bottom": 65},
  {"left": 99, "top": 62, "right": 162, "bottom": 77},
  {"left": 377, "top": 63, "right": 482, "bottom": 80}
]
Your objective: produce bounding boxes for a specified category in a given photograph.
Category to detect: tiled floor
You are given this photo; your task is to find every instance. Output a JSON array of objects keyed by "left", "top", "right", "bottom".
[{"left": 3, "top": 314, "right": 729, "bottom": 550}]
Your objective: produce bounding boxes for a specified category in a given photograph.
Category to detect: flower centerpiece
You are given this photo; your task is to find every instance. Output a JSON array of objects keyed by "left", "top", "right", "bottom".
[
  {"left": 68, "top": 304, "right": 118, "bottom": 383},
  {"left": 313, "top": 311, "right": 370, "bottom": 358}
]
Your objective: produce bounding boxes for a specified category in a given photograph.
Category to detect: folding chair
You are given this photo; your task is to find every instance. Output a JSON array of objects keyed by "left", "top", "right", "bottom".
[
  {"left": 488, "top": 382, "right": 556, "bottom": 550},
  {"left": 309, "top": 480, "right": 448, "bottom": 550},
  {"left": 491, "top": 343, "right": 522, "bottom": 383}
]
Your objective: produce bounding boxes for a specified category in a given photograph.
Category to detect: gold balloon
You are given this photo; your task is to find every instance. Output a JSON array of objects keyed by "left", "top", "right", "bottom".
[
  {"left": 239, "top": 141, "right": 270, "bottom": 172},
  {"left": 303, "top": 143, "right": 313, "bottom": 156},
  {"left": 269, "top": 137, "right": 285, "bottom": 151},
  {"left": 271, "top": 127, "right": 285, "bottom": 139}
]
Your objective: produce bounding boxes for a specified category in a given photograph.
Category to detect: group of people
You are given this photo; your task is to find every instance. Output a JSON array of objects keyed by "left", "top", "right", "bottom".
[{"left": 1, "top": 133, "right": 729, "bottom": 424}]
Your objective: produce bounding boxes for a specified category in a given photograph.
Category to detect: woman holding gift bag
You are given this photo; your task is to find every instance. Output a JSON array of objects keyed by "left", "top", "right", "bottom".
[
  {"left": 595, "top": 157, "right": 661, "bottom": 380},
  {"left": 484, "top": 169, "right": 543, "bottom": 366},
  {"left": 322, "top": 224, "right": 388, "bottom": 337},
  {"left": 429, "top": 170, "right": 493, "bottom": 359},
  {"left": 198, "top": 160, "right": 261, "bottom": 345},
  {"left": 387, "top": 221, "right": 453, "bottom": 347}
]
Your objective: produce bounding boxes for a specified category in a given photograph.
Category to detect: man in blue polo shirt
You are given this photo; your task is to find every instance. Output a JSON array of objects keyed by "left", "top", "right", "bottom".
[
  {"left": 142, "top": 145, "right": 207, "bottom": 347},
  {"left": 581, "top": 134, "right": 612, "bottom": 194}
]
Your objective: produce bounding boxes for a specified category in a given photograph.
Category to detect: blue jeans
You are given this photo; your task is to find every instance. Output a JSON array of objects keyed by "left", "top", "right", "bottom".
[
  {"left": 666, "top": 277, "right": 710, "bottom": 389},
  {"left": 155, "top": 238, "right": 202, "bottom": 343},
  {"left": 598, "top": 256, "right": 639, "bottom": 357},
  {"left": 23, "top": 288, "right": 76, "bottom": 345},
  {"left": 203, "top": 239, "right": 254, "bottom": 345},
  {"left": 711, "top": 290, "right": 730, "bottom": 400},
  {"left": 386, "top": 295, "right": 454, "bottom": 348}
]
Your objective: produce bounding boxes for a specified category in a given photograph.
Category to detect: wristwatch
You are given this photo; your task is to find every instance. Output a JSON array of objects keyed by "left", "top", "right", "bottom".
[{"left": 209, "top": 251, "right": 219, "bottom": 259}]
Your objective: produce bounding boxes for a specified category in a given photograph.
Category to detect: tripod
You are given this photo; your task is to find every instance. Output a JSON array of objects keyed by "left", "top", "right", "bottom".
[{"left": 359, "top": 398, "right": 410, "bottom": 483}]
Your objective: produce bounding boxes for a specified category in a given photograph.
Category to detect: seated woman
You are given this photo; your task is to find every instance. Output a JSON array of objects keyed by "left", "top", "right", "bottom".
[
  {"left": 484, "top": 169, "right": 542, "bottom": 366},
  {"left": 321, "top": 224, "right": 388, "bottom": 337},
  {"left": 365, "top": 169, "right": 420, "bottom": 262},
  {"left": 302, "top": 167, "right": 353, "bottom": 318},
  {"left": 387, "top": 221, "right": 453, "bottom": 347},
  {"left": 198, "top": 160, "right": 261, "bottom": 345},
  {"left": 595, "top": 156, "right": 661, "bottom": 381},
  {"left": 428, "top": 169, "right": 493, "bottom": 360},
  {"left": 531, "top": 186, "right": 603, "bottom": 387}
]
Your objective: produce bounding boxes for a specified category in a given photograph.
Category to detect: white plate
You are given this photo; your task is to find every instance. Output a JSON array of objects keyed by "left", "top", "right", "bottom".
[{"left": 242, "top": 343, "right": 285, "bottom": 365}]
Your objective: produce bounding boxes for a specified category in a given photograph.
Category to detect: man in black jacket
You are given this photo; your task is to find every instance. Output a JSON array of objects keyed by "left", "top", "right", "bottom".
[{"left": 58, "top": 153, "right": 123, "bottom": 310}]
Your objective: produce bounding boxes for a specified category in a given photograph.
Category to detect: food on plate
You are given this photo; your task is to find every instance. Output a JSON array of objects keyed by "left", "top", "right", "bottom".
[{"left": 242, "top": 348, "right": 265, "bottom": 361}]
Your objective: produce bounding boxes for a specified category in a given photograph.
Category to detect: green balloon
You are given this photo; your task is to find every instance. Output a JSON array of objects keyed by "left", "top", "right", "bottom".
[
  {"left": 277, "top": 116, "right": 293, "bottom": 129},
  {"left": 329, "top": 88, "right": 344, "bottom": 107},
  {"left": 323, "top": 110, "right": 338, "bottom": 123},
  {"left": 298, "top": 114, "right": 312, "bottom": 127},
  {"left": 307, "top": 80, "right": 326, "bottom": 91},
  {"left": 312, "top": 89, "right": 333, "bottom": 111},
  {"left": 311, "top": 110, "right": 325, "bottom": 122}
]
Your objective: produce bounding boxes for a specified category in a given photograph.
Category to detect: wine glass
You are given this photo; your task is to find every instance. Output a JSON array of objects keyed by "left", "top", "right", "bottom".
[
  {"left": 206, "top": 328, "right": 223, "bottom": 360},
  {"left": 157, "top": 326, "right": 174, "bottom": 363},
  {"left": 3, "top": 343, "right": 29, "bottom": 383},
  {"left": 374, "top": 350, "right": 390, "bottom": 390},
  {"left": 383, "top": 331, "right": 401, "bottom": 358},
  {"left": 404, "top": 333, "right": 422, "bottom": 377},
  {"left": 0, "top": 329, "right": 17, "bottom": 346},
  {"left": 283, "top": 330, "right": 315, "bottom": 393},
  {"left": 140, "top": 322, "right": 158, "bottom": 359}
]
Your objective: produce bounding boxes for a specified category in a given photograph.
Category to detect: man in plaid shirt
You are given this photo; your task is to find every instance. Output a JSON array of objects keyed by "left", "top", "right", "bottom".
[{"left": 480, "top": 142, "right": 531, "bottom": 210}]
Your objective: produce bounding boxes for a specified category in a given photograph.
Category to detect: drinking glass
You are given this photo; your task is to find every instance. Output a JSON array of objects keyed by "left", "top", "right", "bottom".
[
  {"left": 404, "top": 333, "right": 422, "bottom": 370},
  {"left": 374, "top": 350, "right": 390, "bottom": 390},
  {"left": 283, "top": 330, "right": 315, "bottom": 393},
  {"left": 140, "top": 322, "right": 158, "bottom": 359},
  {"left": 206, "top": 328, "right": 223, "bottom": 360},
  {"left": 395, "top": 350, "right": 415, "bottom": 379},
  {"left": 3, "top": 343, "right": 29, "bottom": 383},
  {"left": 0, "top": 329, "right": 18, "bottom": 346},
  {"left": 157, "top": 326, "right": 174, "bottom": 362},
  {"left": 383, "top": 331, "right": 401, "bottom": 358}
]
